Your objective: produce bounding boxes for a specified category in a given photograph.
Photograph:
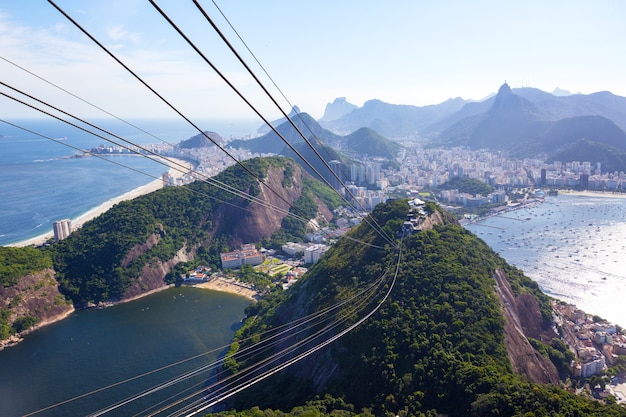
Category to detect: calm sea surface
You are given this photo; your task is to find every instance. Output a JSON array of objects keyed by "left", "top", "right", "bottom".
[
  {"left": 0, "top": 118, "right": 258, "bottom": 246},
  {"left": 466, "top": 194, "right": 626, "bottom": 328},
  {"left": 0, "top": 287, "right": 250, "bottom": 417}
]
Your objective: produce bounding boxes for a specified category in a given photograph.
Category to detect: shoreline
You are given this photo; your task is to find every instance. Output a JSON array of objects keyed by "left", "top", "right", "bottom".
[
  {"left": 189, "top": 277, "right": 259, "bottom": 301},
  {"left": 1, "top": 279, "right": 255, "bottom": 351},
  {"left": 9, "top": 158, "right": 193, "bottom": 248},
  {"left": 0, "top": 306, "right": 76, "bottom": 351},
  {"left": 461, "top": 188, "right": 626, "bottom": 228},
  {"left": 556, "top": 189, "right": 626, "bottom": 199}
]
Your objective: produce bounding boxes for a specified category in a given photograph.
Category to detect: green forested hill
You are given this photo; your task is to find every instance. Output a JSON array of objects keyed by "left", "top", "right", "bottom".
[
  {"left": 437, "top": 176, "right": 494, "bottom": 196},
  {"left": 1, "top": 156, "right": 343, "bottom": 340},
  {"left": 341, "top": 127, "right": 402, "bottom": 159},
  {"left": 48, "top": 156, "right": 341, "bottom": 305},
  {"left": 211, "top": 200, "right": 626, "bottom": 417}
]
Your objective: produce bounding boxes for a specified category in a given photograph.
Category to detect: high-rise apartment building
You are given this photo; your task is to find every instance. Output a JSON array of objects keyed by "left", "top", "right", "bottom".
[{"left": 53, "top": 218, "right": 72, "bottom": 241}]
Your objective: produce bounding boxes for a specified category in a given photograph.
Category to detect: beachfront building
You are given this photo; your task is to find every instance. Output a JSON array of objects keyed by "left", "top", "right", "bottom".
[
  {"left": 53, "top": 218, "right": 72, "bottom": 241},
  {"left": 220, "top": 244, "right": 264, "bottom": 269}
]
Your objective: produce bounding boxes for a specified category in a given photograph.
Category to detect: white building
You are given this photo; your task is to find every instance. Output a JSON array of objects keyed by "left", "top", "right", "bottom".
[
  {"left": 220, "top": 245, "right": 264, "bottom": 269},
  {"left": 282, "top": 242, "right": 307, "bottom": 256},
  {"left": 53, "top": 218, "right": 72, "bottom": 241},
  {"left": 304, "top": 244, "right": 329, "bottom": 264},
  {"left": 580, "top": 356, "right": 606, "bottom": 377}
]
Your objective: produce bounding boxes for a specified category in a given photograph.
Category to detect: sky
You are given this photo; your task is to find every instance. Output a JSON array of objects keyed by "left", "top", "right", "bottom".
[{"left": 1, "top": 0, "right": 625, "bottom": 122}]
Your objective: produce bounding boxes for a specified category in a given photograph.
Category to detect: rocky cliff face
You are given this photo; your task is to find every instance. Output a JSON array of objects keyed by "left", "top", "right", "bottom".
[
  {"left": 0, "top": 269, "right": 74, "bottom": 349},
  {"left": 493, "top": 268, "right": 560, "bottom": 384},
  {"left": 123, "top": 244, "right": 194, "bottom": 299},
  {"left": 215, "top": 166, "right": 304, "bottom": 246},
  {"left": 124, "top": 163, "right": 331, "bottom": 298}
]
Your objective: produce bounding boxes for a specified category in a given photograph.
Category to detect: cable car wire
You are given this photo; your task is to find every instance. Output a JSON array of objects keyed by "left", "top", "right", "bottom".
[
  {"left": 149, "top": 0, "right": 396, "bottom": 247},
  {"left": 192, "top": 0, "right": 394, "bottom": 245}
]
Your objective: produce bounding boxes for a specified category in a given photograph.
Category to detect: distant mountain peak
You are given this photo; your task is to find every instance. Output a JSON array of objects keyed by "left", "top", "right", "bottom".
[
  {"left": 552, "top": 87, "right": 572, "bottom": 96},
  {"left": 177, "top": 130, "right": 224, "bottom": 149},
  {"left": 320, "top": 97, "right": 358, "bottom": 122},
  {"left": 257, "top": 105, "right": 302, "bottom": 134},
  {"left": 288, "top": 105, "right": 300, "bottom": 116},
  {"left": 492, "top": 82, "right": 536, "bottom": 115},
  {"left": 498, "top": 82, "right": 512, "bottom": 95}
]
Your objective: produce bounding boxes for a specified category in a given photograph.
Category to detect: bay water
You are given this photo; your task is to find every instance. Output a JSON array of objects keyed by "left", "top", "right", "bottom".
[
  {"left": 466, "top": 194, "right": 626, "bottom": 328},
  {"left": 0, "top": 118, "right": 258, "bottom": 246},
  {"left": 0, "top": 287, "right": 251, "bottom": 417}
]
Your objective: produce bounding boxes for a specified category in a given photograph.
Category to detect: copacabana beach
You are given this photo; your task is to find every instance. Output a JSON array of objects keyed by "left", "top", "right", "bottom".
[
  {"left": 10, "top": 158, "right": 193, "bottom": 247},
  {"left": 0, "top": 117, "right": 259, "bottom": 247}
]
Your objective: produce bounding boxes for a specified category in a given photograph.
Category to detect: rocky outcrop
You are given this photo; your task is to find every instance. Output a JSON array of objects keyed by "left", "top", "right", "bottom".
[
  {"left": 420, "top": 209, "right": 456, "bottom": 230},
  {"left": 0, "top": 268, "right": 74, "bottom": 349},
  {"left": 493, "top": 268, "right": 560, "bottom": 384},
  {"left": 125, "top": 163, "right": 331, "bottom": 298},
  {"left": 215, "top": 165, "right": 331, "bottom": 247},
  {"left": 121, "top": 226, "right": 163, "bottom": 268},
  {"left": 123, "top": 244, "right": 194, "bottom": 299}
]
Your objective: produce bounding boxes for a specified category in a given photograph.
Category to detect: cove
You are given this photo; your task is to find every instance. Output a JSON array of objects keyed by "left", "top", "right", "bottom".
[{"left": 0, "top": 287, "right": 251, "bottom": 417}]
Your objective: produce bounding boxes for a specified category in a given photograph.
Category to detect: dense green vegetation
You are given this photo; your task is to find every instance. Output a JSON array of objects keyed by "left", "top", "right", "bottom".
[
  {"left": 529, "top": 337, "right": 575, "bottom": 379},
  {"left": 438, "top": 177, "right": 494, "bottom": 196},
  {"left": 547, "top": 138, "right": 626, "bottom": 175},
  {"left": 0, "top": 247, "right": 52, "bottom": 287},
  {"left": 269, "top": 175, "right": 343, "bottom": 247},
  {"left": 0, "top": 309, "right": 34, "bottom": 340},
  {"left": 0, "top": 247, "right": 52, "bottom": 339},
  {"left": 46, "top": 157, "right": 332, "bottom": 304},
  {"left": 214, "top": 199, "right": 625, "bottom": 417},
  {"left": 342, "top": 127, "right": 402, "bottom": 160},
  {"left": 235, "top": 264, "right": 273, "bottom": 289}
]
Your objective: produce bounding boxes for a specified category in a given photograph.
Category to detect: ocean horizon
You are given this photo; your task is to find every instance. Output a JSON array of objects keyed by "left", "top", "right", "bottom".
[{"left": 0, "top": 117, "right": 260, "bottom": 246}]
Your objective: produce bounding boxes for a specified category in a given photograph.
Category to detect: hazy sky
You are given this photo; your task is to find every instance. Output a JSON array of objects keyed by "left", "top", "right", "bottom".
[{"left": 1, "top": 1, "right": 625, "bottom": 121}]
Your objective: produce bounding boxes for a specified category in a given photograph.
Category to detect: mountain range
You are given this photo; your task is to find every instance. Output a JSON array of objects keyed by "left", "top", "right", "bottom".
[
  {"left": 317, "top": 84, "right": 626, "bottom": 171},
  {"left": 229, "top": 83, "right": 626, "bottom": 172},
  {"left": 230, "top": 113, "right": 402, "bottom": 185}
]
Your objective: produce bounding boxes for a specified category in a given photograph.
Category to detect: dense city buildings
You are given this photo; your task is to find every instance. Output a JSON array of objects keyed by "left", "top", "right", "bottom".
[
  {"left": 98, "top": 138, "right": 626, "bottom": 217},
  {"left": 554, "top": 302, "right": 626, "bottom": 379}
]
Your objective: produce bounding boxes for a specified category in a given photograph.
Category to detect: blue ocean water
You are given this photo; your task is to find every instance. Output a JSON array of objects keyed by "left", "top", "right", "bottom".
[
  {"left": 0, "top": 118, "right": 258, "bottom": 246},
  {"left": 466, "top": 194, "right": 626, "bottom": 328}
]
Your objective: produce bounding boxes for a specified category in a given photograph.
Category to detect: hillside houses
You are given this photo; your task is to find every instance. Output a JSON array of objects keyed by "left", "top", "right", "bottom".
[{"left": 554, "top": 302, "right": 626, "bottom": 378}]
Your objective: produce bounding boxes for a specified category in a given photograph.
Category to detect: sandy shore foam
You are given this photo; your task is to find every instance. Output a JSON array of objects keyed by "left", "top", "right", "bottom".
[{"left": 11, "top": 157, "right": 193, "bottom": 247}]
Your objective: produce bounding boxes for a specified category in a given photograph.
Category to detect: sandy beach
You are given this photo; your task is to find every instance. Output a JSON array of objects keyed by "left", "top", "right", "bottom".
[
  {"left": 192, "top": 277, "right": 259, "bottom": 301},
  {"left": 11, "top": 157, "right": 193, "bottom": 247},
  {"left": 557, "top": 189, "right": 626, "bottom": 199}
]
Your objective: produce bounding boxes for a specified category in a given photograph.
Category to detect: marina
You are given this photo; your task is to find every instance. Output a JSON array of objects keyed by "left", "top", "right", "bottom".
[{"left": 466, "top": 193, "right": 626, "bottom": 328}]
